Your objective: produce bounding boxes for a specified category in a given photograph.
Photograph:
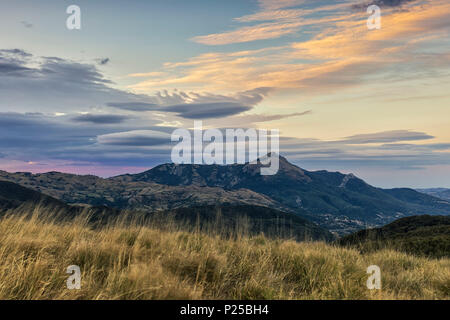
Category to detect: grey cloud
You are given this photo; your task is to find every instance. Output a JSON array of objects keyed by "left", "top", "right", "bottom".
[
  {"left": 152, "top": 90, "right": 261, "bottom": 119},
  {"left": 233, "top": 87, "right": 272, "bottom": 105},
  {"left": 0, "top": 62, "right": 32, "bottom": 74},
  {"left": 38, "top": 57, "right": 112, "bottom": 85},
  {"left": 0, "top": 49, "right": 34, "bottom": 76},
  {"left": 97, "top": 130, "right": 171, "bottom": 146},
  {"left": 0, "top": 49, "right": 32, "bottom": 58},
  {"left": 107, "top": 102, "right": 158, "bottom": 112},
  {"left": 340, "top": 130, "right": 434, "bottom": 144},
  {"left": 98, "top": 58, "right": 110, "bottom": 65},
  {"left": 72, "top": 114, "right": 130, "bottom": 124},
  {"left": 108, "top": 87, "right": 271, "bottom": 119},
  {"left": 246, "top": 110, "right": 312, "bottom": 123},
  {"left": 163, "top": 102, "right": 252, "bottom": 119},
  {"left": 0, "top": 112, "right": 104, "bottom": 150},
  {"left": 372, "top": 0, "right": 416, "bottom": 6},
  {"left": 21, "top": 21, "right": 33, "bottom": 28},
  {"left": 396, "top": 166, "right": 426, "bottom": 171},
  {"left": 381, "top": 143, "right": 450, "bottom": 151},
  {"left": 0, "top": 112, "right": 172, "bottom": 166},
  {"left": 279, "top": 131, "right": 450, "bottom": 174},
  {"left": 353, "top": 0, "right": 416, "bottom": 9},
  {"left": 176, "top": 87, "right": 271, "bottom": 107},
  {"left": 0, "top": 49, "right": 149, "bottom": 113}
]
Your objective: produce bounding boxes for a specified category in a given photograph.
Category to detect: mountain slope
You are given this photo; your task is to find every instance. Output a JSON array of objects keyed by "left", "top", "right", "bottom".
[
  {"left": 417, "top": 188, "right": 450, "bottom": 201},
  {"left": 0, "top": 170, "right": 280, "bottom": 210},
  {"left": 0, "top": 180, "right": 65, "bottom": 211},
  {"left": 0, "top": 180, "right": 332, "bottom": 241},
  {"left": 114, "top": 156, "right": 450, "bottom": 234},
  {"left": 0, "top": 180, "right": 123, "bottom": 223},
  {"left": 338, "top": 215, "right": 450, "bottom": 258},
  {"left": 2, "top": 155, "right": 450, "bottom": 235}
]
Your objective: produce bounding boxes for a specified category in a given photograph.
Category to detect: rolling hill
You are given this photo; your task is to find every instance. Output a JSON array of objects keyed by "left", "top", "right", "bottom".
[
  {"left": 0, "top": 180, "right": 65, "bottom": 211},
  {"left": 338, "top": 215, "right": 450, "bottom": 258}
]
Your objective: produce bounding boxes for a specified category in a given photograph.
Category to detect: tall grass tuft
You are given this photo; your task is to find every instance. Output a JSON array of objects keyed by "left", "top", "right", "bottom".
[{"left": 0, "top": 206, "right": 448, "bottom": 300}]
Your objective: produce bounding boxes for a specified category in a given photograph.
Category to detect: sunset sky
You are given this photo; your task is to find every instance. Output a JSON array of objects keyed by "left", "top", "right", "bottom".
[{"left": 0, "top": 0, "right": 449, "bottom": 187}]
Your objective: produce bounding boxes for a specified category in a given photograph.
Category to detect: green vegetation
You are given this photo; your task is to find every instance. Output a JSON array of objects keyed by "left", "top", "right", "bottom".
[{"left": 338, "top": 215, "right": 450, "bottom": 259}]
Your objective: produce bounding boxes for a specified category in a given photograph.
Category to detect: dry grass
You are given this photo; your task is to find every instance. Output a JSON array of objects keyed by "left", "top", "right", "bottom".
[{"left": 0, "top": 209, "right": 448, "bottom": 300}]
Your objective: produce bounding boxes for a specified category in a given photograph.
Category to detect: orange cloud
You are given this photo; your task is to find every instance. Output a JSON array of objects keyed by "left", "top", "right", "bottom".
[
  {"left": 192, "top": 2, "right": 350, "bottom": 45},
  {"left": 129, "top": 0, "right": 450, "bottom": 94}
]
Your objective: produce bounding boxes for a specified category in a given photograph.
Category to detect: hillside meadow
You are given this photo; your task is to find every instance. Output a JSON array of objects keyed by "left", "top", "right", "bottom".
[{"left": 0, "top": 207, "right": 448, "bottom": 300}]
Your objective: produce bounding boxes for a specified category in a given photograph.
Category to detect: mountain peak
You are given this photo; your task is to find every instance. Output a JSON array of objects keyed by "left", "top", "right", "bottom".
[{"left": 124, "top": 153, "right": 311, "bottom": 187}]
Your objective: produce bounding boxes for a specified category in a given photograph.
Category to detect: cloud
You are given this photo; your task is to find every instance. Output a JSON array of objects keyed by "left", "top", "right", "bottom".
[
  {"left": 377, "top": 0, "right": 416, "bottom": 6},
  {"left": 138, "top": 0, "right": 450, "bottom": 94},
  {"left": 156, "top": 87, "right": 270, "bottom": 119},
  {"left": 257, "top": 0, "right": 307, "bottom": 11},
  {"left": 192, "top": 21, "right": 305, "bottom": 45},
  {"left": 0, "top": 112, "right": 98, "bottom": 150},
  {"left": 191, "top": 1, "right": 349, "bottom": 45},
  {"left": 71, "top": 114, "right": 130, "bottom": 124},
  {"left": 162, "top": 102, "right": 252, "bottom": 119},
  {"left": 251, "top": 110, "right": 312, "bottom": 122},
  {"left": 228, "top": 110, "right": 312, "bottom": 125},
  {"left": 0, "top": 49, "right": 34, "bottom": 75},
  {"left": 352, "top": 0, "right": 417, "bottom": 10},
  {"left": 380, "top": 143, "right": 450, "bottom": 151},
  {"left": 108, "top": 87, "right": 271, "bottom": 119},
  {"left": 20, "top": 21, "right": 33, "bottom": 28},
  {"left": 0, "top": 49, "right": 150, "bottom": 113},
  {"left": 97, "top": 130, "right": 171, "bottom": 146},
  {"left": 341, "top": 130, "right": 435, "bottom": 144},
  {"left": 235, "top": 3, "right": 349, "bottom": 23},
  {"left": 106, "top": 102, "right": 158, "bottom": 112},
  {"left": 1, "top": 50, "right": 274, "bottom": 120},
  {"left": 98, "top": 58, "right": 110, "bottom": 65},
  {"left": 0, "top": 62, "right": 32, "bottom": 74},
  {"left": 0, "top": 112, "right": 172, "bottom": 169}
]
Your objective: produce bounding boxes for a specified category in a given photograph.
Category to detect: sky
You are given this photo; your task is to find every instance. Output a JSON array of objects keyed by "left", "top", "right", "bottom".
[{"left": 0, "top": 0, "right": 449, "bottom": 188}]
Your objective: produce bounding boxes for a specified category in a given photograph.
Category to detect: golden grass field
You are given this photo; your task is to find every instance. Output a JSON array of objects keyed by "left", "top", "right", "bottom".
[{"left": 0, "top": 208, "right": 448, "bottom": 300}]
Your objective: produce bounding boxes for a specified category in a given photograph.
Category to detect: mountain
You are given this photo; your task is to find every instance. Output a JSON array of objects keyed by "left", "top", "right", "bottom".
[
  {"left": 0, "top": 170, "right": 279, "bottom": 210},
  {"left": 0, "top": 180, "right": 121, "bottom": 223},
  {"left": 0, "top": 180, "right": 333, "bottom": 241},
  {"left": 338, "top": 215, "right": 450, "bottom": 258},
  {"left": 1, "top": 155, "right": 450, "bottom": 235},
  {"left": 113, "top": 156, "right": 450, "bottom": 234},
  {"left": 417, "top": 188, "right": 450, "bottom": 201},
  {"left": 0, "top": 180, "right": 65, "bottom": 211}
]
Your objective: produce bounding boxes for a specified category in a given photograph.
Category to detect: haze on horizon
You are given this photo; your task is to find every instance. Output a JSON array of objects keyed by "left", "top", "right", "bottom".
[{"left": 0, "top": 0, "right": 449, "bottom": 188}]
